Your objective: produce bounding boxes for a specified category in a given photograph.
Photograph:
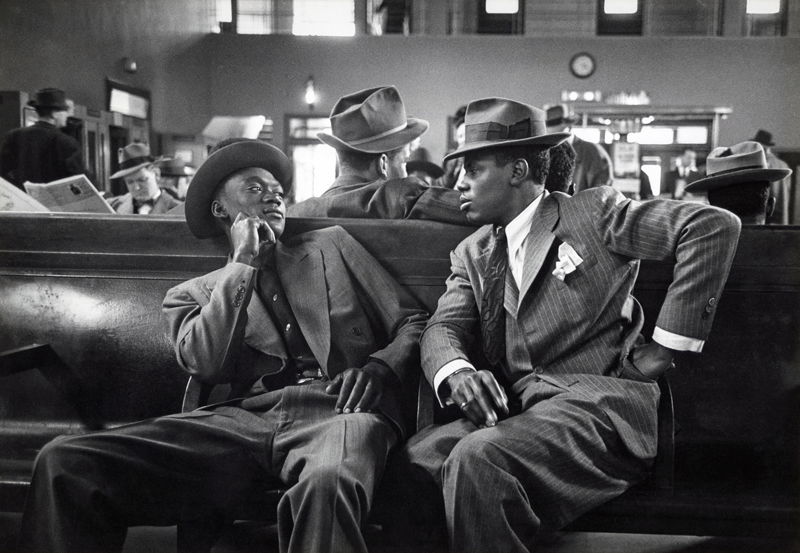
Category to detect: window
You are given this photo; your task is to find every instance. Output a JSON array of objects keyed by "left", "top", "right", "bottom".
[
  {"left": 745, "top": 0, "right": 786, "bottom": 36},
  {"left": 293, "top": 0, "right": 355, "bottom": 36},
  {"left": 597, "top": 0, "right": 642, "bottom": 35},
  {"left": 477, "top": 0, "right": 523, "bottom": 34},
  {"left": 216, "top": 0, "right": 356, "bottom": 35}
]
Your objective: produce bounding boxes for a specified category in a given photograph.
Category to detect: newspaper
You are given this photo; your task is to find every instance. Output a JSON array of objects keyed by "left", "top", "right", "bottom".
[
  {"left": 0, "top": 176, "right": 50, "bottom": 212},
  {"left": 24, "top": 174, "right": 114, "bottom": 213}
]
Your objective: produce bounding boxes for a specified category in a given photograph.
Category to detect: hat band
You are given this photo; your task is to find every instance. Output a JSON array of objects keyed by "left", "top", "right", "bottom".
[
  {"left": 346, "top": 122, "right": 408, "bottom": 146},
  {"left": 708, "top": 163, "right": 765, "bottom": 177},
  {"left": 465, "top": 118, "right": 533, "bottom": 143},
  {"left": 119, "top": 155, "right": 154, "bottom": 170}
]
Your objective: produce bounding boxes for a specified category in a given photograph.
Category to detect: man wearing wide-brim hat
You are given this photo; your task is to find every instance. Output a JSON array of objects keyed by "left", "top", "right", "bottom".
[
  {"left": 20, "top": 138, "right": 427, "bottom": 553},
  {"left": 108, "top": 143, "right": 182, "bottom": 215},
  {"left": 545, "top": 103, "right": 613, "bottom": 193},
  {"left": 158, "top": 157, "right": 196, "bottom": 201},
  {"left": 686, "top": 140, "right": 792, "bottom": 225},
  {"left": 288, "top": 85, "right": 472, "bottom": 225},
  {"left": 0, "top": 87, "right": 86, "bottom": 189},
  {"left": 750, "top": 129, "right": 792, "bottom": 224},
  {"left": 400, "top": 97, "right": 742, "bottom": 553}
]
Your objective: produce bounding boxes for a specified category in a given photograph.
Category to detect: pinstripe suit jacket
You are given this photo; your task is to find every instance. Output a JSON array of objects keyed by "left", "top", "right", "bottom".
[{"left": 422, "top": 186, "right": 741, "bottom": 459}]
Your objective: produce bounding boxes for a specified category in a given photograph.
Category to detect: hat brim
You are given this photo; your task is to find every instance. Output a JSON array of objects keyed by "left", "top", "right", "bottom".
[
  {"left": 443, "top": 132, "right": 571, "bottom": 162},
  {"left": 546, "top": 116, "right": 579, "bottom": 127},
  {"left": 27, "top": 100, "right": 69, "bottom": 110},
  {"left": 109, "top": 157, "right": 169, "bottom": 180},
  {"left": 686, "top": 167, "right": 791, "bottom": 192},
  {"left": 185, "top": 141, "right": 293, "bottom": 239},
  {"left": 406, "top": 160, "right": 444, "bottom": 179},
  {"left": 317, "top": 118, "right": 428, "bottom": 154}
]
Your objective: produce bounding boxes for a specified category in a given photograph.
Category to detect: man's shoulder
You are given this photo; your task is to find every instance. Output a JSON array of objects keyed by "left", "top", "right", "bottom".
[
  {"left": 453, "top": 224, "right": 494, "bottom": 255},
  {"left": 281, "top": 225, "right": 350, "bottom": 250}
]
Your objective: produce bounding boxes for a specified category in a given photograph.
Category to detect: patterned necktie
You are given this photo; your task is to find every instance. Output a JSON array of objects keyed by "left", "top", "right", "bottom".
[{"left": 481, "top": 227, "right": 508, "bottom": 367}]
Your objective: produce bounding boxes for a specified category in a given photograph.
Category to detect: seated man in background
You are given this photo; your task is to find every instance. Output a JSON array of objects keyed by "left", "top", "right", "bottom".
[
  {"left": 19, "top": 139, "right": 427, "bottom": 553},
  {"left": 108, "top": 143, "right": 182, "bottom": 214},
  {"left": 545, "top": 104, "right": 612, "bottom": 193},
  {"left": 288, "top": 86, "right": 471, "bottom": 225},
  {"left": 0, "top": 87, "right": 85, "bottom": 190},
  {"left": 158, "top": 157, "right": 195, "bottom": 201},
  {"left": 686, "top": 141, "right": 791, "bottom": 225},
  {"left": 400, "top": 97, "right": 741, "bottom": 553}
]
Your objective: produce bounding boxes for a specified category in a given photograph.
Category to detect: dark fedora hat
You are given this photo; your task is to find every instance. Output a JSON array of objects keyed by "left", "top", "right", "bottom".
[
  {"left": 750, "top": 129, "right": 775, "bottom": 147},
  {"left": 317, "top": 86, "right": 429, "bottom": 154},
  {"left": 545, "top": 104, "right": 579, "bottom": 127},
  {"left": 406, "top": 160, "right": 444, "bottom": 179},
  {"left": 686, "top": 141, "right": 791, "bottom": 193},
  {"left": 27, "top": 88, "right": 69, "bottom": 110},
  {"left": 110, "top": 143, "right": 168, "bottom": 179},
  {"left": 160, "top": 158, "right": 195, "bottom": 177},
  {"left": 443, "top": 98, "right": 570, "bottom": 162},
  {"left": 185, "top": 139, "right": 293, "bottom": 239}
]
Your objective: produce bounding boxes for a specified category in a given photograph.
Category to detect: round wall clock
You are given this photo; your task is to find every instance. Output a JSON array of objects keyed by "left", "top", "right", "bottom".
[{"left": 570, "top": 52, "right": 596, "bottom": 78}]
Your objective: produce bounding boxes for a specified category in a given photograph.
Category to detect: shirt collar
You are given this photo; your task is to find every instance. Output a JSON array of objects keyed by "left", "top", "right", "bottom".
[{"left": 505, "top": 191, "right": 545, "bottom": 258}]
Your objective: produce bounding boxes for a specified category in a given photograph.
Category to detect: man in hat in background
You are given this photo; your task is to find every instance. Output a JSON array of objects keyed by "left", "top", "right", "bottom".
[
  {"left": 545, "top": 103, "right": 613, "bottom": 193},
  {"left": 0, "top": 87, "right": 85, "bottom": 189},
  {"left": 398, "top": 97, "right": 741, "bottom": 553},
  {"left": 751, "top": 129, "right": 792, "bottom": 224},
  {"left": 686, "top": 141, "right": 792, "bottom": 225},
  {"left": 19, "top": 139, "right": 427, "bottom": 553},
  {"left": 288, "top": 86, "right": 471, "bottom": 225},
  {"left": 108, "top": 143, "right": 182, "bottom": 214},
  {"left": 661, "top": 147, "right": 703, "bottom": 201},
  {"left": 159, "top": 157, "right": 195, "bottom": 201}
]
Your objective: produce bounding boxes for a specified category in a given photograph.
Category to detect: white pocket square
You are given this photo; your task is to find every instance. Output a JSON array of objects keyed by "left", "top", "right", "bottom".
[{"left": 552, "top": 242, "right": 584, "bottom": 281}]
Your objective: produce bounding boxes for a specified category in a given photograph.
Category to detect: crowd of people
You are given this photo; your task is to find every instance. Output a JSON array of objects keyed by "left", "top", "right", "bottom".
[{"left": 2, "top": 84, "right": 793, "bottom": 553}]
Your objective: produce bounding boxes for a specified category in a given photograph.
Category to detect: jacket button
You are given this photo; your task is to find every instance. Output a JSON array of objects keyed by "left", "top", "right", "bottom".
[
  {"left": 708, "top": 297, "right": 716, "bottom": 306},
  {"left": 285, "top": 323, "right": 291, "bottom": 333}
]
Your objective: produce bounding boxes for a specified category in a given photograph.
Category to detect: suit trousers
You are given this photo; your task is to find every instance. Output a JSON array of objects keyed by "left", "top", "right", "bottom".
[
  {"left": 399, "top": 375, "right": 649, "bottom": 553},
  {"left": 18, "top": 381, "right": 397, "bottom": 553}
]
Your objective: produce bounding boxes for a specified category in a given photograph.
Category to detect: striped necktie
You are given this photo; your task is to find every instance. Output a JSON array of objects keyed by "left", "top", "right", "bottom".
[{"left": 481, "top": 227, "right": 508, "bottom": 367}]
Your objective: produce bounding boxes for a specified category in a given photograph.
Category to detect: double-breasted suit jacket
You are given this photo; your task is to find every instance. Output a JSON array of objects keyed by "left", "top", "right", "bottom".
[
  {"left": 288, "top": 174, "right": 472, "bottom": 226},
  {"left": 422, "top": 186, "right": 741, "bottom": 460},
  {"left": 164, "top": 225, "right": 427, "bottom": 437}
]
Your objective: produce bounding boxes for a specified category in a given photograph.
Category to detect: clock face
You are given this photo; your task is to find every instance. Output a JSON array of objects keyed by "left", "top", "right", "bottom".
[{"left": 570, "top": 53, "right": 595, "bottom": 78}]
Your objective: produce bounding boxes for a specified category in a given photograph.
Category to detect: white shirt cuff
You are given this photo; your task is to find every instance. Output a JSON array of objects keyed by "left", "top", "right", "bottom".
[
  {"left": 432, "top": 359, "right": 476, "bottom": 407},
  {"left": 652, "top": 326, "right": 704, "bottom": 353}
]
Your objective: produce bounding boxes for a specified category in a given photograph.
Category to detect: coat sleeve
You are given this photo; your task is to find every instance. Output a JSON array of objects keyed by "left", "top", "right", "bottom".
[
  {"left": 589, "top": 186, "right": 741, "bottom": 341},
  {"left": 419, "top": 239, "right": 481, "bottom": 385},
  {"left": 56, "top": 135, "right": 85, "bottom": 178},
  {"left": 162, "top": 263, "right": 256, "bottom": 383},
  {"left": 332, "top": 227, "right": 428, "bottom": 384}
]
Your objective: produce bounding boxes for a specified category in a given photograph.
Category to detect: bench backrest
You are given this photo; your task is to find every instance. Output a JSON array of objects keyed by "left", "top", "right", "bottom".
[{"left": 1, "top": 213, "right": 798, "bottom": 489}]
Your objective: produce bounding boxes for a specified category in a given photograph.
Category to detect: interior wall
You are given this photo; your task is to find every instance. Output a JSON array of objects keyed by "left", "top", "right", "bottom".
[
  {"left": 0, "top": 0, "right": 214, "bottom": 136},
  {"left": 206, "top": 34, "right": 800, "bottom": 160}
]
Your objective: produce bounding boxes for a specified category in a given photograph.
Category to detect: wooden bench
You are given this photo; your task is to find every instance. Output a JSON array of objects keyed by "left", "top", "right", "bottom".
[{"left": 0, "top": 212, "right": 798, "bottom": 546}]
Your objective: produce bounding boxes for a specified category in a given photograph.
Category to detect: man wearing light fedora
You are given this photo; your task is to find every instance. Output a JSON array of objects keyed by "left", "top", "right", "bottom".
[
  {"left": 751, "top": 129, "right": 792, "bottom": 224},
  {"left": 546, "top": 103, "right": 613, "bottom": 193},
  {"left": 398, "top": 97, "right": 741, "bottom": 553},
  {"left": 0, "top": 87, "right": 85, "bottom": 190},
  {"left": 288, "top": 86, "right": 471, "bottom": 225},
  {"left": 108, "top": 143, "right": 182, "bottom": 215},
  {"left": 686, "top": 141, "right": 792, "bottom": 225},
  {"left": 19, "top": 139, "right": 427, "bottom": 553}
]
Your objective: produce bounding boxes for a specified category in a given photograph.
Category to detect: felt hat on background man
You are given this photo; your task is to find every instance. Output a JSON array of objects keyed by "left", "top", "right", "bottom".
[
  {"left": 750, "top": 129, "right": 776, "bottom": 147},
  {"left": 160, "top": 158, "right": 195, "bottom": 177},
  {"left": 406, "top": 160, "right": 444, "bottom": 179},
  {"left": 110, "top": 143, "right": 168, "bottom": 179},
  {"left": 545, "top": 104, "right": 580, "bottom": 128},
  {"left": 184, "top": 139, "right": 293, "bottom": 239},
  {"left": 27, "top": 88, "right": 69, "bottom": 110},
  {"left": 443, "top": 98, "right": 570, "bottom": 162},
  {"left": 317, "top": 86, "right": 429, "bottom": 154},
  {"left": 685, "top": 141, "right": 792, "bottom": 193}
]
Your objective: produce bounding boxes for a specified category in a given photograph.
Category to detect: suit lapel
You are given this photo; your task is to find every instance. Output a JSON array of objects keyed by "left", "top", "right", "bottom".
[
  {"left": 517, "top": 193, "right": 560, "bottom": 303},
  {"left": 277, "top": 243, "right": 331, "bottom": 372}
]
